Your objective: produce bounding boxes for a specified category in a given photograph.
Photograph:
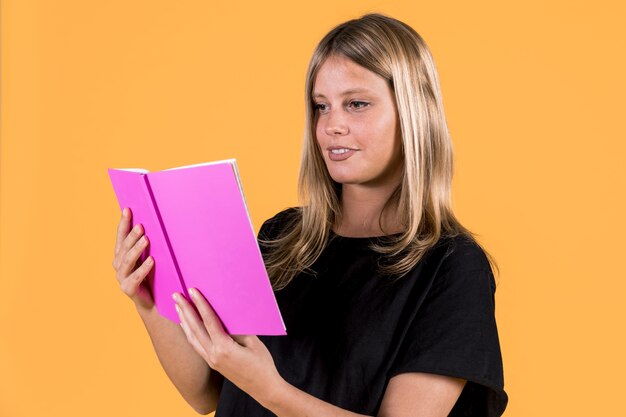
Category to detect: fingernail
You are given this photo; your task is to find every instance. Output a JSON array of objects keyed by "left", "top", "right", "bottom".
[
  {"left": 189, "top": 288, "right": 197, "bottom": 298},
  {"left": 172, "top": 292, "right": 178, "bottom": 301},
  {"left": 122, "top": 208, "right": 127, "bottom": 217}
]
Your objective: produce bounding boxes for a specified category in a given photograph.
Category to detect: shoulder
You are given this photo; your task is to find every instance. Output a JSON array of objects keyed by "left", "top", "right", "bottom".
[
  {"left": 435, "top": 234, "right": 492, "bottom": 273},
  {"left": 258, "top": 206, "right": 301, "bottom": 240},
  {"left": 427, "top": 233, "right": 496, "bottom": 294}
]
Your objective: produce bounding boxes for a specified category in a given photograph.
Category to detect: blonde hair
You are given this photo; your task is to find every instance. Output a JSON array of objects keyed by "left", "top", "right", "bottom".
[{"left": 261, "top": 13, "right": 499, "bottom": 290}]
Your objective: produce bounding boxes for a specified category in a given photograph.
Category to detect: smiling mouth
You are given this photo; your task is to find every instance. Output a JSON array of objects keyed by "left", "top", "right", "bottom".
[
  {"left": 327, "top": 148, "right": 358, "bottom": 161},
  {"left": 327, "top": 145, "right": 358, "bottom": 152}
]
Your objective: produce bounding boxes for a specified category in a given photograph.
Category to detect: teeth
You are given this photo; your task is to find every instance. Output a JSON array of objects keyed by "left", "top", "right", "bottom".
[{"left": 331, "top": 149, "right": 351, "bottom": 154}]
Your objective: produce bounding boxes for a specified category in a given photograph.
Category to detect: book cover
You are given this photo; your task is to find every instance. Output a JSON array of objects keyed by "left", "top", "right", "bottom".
[{"left": 107, "top": 159, "right": 286, "bottom": 336}]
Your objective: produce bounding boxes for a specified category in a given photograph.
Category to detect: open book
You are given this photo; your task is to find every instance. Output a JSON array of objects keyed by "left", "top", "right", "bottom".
[{"left": 107, "top": 159, "right": 286, "bottom": 336}]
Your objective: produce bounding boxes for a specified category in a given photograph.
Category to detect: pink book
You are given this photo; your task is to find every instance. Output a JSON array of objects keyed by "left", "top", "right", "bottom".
[{"left": 107, "top": 159, "right": 286, "bottom": 336}]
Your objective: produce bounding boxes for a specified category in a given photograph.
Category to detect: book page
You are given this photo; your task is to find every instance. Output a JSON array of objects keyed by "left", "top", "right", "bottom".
[
  {"left": 163, "top": 159, "right": 236, "bottom": 171},
  {"left": 230, "top": 160, "right": 253, "bottom": 227},
  {"left": 116, "top": 168, "right": 149, "bottom": 174}
]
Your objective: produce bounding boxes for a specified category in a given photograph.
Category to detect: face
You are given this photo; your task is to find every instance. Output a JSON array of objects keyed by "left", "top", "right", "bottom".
[{"left": 313, "top": 54, "right": 403, "bottom": 188}]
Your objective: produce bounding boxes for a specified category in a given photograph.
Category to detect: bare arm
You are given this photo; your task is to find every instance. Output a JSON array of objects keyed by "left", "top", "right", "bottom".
[
  {"left": 264, "top": 372, "right": 464, "bottom": 417},
  {"left": 172, "top": 285, "right": 465, "bottom": 417},
  {"left": 377, "top": 372, "right": 465, "bottom": 417},
  {"left": 112, "top": 208, "right": 223, "bottom": 414},
  {"left": 135, "top": 303, "right": 223, "bottom": 414}
]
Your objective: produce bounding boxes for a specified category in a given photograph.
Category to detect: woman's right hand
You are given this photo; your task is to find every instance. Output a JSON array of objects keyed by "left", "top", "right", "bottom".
[{"left": 112, "top": 207, "right": 155, "bottom": 311}]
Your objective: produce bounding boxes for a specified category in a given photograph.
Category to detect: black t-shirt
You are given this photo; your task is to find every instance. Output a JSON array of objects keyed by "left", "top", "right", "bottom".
[{"left": 215, "top": 207, "right": 508, "bottom": 416}]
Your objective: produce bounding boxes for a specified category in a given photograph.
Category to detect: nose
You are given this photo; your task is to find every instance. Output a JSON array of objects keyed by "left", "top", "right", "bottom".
[{"left": 324, "top": 108, "right": 349, "bottom": 136}]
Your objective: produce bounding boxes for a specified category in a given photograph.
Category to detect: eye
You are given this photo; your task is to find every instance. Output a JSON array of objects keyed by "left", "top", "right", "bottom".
[
  {"left": 349, "top": 101, "right": 369, "bottom": 109},
  {"left": 313, "top": 103, "right": 327, "bottom": 112}
]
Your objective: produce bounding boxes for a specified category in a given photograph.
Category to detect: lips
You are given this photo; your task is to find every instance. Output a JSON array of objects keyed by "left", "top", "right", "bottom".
[
  {"left": 327, "top": 147, "right": 358, "bottom": 161},
  {"left": 327, "top": 146, "right": 358, "bottom": 151}
]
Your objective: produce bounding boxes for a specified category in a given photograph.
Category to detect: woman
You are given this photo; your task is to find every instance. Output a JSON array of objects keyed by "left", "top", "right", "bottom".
[{"left": 112, "top": 13, "right": 508, "bottom": 416}]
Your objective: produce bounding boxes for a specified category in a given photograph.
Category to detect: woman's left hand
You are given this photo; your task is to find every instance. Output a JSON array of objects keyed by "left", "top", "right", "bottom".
[{"left": 172, "top": 288, "right": 285, "bottom": 405}]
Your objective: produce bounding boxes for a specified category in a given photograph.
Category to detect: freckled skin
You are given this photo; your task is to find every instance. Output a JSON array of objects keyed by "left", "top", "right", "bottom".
[{"left": 313, "top": 55, "right": 403, "bottom": 189}]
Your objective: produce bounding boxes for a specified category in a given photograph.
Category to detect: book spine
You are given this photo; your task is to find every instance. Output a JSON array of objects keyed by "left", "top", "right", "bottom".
[{"left": 141, "top": 175, "right": 189, "bottom": 296}]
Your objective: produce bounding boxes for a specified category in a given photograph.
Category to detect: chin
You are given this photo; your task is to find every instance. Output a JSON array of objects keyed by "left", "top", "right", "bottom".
[
  {"left": 325, "top": 163, "right": 373, "bottom": 185},
  {"left": 328, "top": 173, "right": 365, "bottom": 185}
]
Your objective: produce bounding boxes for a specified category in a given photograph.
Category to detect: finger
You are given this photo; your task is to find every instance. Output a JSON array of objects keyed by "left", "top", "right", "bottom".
[
  {"left": 231, "top": 334, "right": 258, "bottom": 348},
  {"left": 121, "top": 255, "right": 154, "bottom": 295},
  {"left": 176, "top": 305, "right": 207, "bottom": 355},
  {"left": 180, "top": 317, "right": 208, "bottom": 364},
  {"left": 173, "top": 292, "right": 214, "bottom": 347},
  {"left": 188, "top": 288, "right": 229, "bottom": 342},
  {"left": 122, "top": 222, "right": 144, "bottom": 255},
  {"left": 114, "top": 208, "right": 132, "bottom": 257},
  {"left": 118, "top": 227, "right": 148, "bottom": 278},
  {"left": 113, "top": 221, "right": 144, "bottom": 272}
]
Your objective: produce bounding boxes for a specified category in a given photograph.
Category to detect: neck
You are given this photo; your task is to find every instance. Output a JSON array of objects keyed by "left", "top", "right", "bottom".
[{"left": 336, "top": 180, "right": 403, "bottom": 237}]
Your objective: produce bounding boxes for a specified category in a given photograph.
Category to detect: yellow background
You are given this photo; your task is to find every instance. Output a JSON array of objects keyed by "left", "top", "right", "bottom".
[{"left": 1, "top": 1, "right": 624, "bottom": 416}]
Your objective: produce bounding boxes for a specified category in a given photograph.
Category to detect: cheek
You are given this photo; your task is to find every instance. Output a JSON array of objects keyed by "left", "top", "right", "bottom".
[
  {"left": 359, "top": 114, "right": 395, "bottom": 147},
  {"left": 315, "top": 123, "right": 326, "bottom": 151},
  {"left": 377, "top": 114, "right": 399, "bottom": 149}
]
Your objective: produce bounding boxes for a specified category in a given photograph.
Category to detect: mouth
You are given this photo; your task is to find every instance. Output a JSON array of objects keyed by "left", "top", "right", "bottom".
[
  {"left": 327, "top": 146, "right": 358, "bottom": 152},
  {"left": 330, "top": 148, "right": 352, "bottom": 154},
  {"left": 327, "top": 147, "right": 358, "bottom": 161}
]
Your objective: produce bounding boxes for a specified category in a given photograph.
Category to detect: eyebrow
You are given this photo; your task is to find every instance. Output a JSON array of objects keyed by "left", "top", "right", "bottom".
[{"left": 312, "top": 88, "right": 373, "bottom": 99}]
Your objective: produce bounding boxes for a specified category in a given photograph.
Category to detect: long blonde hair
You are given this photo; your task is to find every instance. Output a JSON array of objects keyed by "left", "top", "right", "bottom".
[{"left": 261, "top": 13, "right": 499, "bottom": 290}]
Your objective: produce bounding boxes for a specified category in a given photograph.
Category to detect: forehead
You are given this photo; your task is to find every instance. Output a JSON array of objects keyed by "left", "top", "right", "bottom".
[{"left": 312, "top": 55, "right": 388, "bottom": 98}]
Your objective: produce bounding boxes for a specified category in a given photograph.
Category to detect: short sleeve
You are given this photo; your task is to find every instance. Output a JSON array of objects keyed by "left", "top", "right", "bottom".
[
  {"left": 257, "top": 207, "right": 300, "bottom": 258},
  {"left": 257, "top": 207, "right": 299, "bottom": 239},
  {"left": 388, "top": 238, "right": 508, "bottom": 416}
]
